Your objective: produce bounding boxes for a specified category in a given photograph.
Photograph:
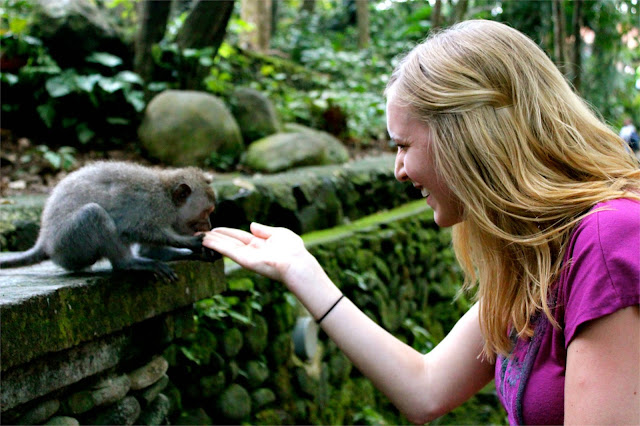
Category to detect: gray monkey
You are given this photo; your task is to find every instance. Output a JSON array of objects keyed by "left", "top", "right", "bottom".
[{"left": 0, "top": 161, "right": 218, "bottom": 281}]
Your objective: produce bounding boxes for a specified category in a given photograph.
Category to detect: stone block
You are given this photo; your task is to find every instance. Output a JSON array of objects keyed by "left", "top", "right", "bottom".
[
  {"left": 91, "top": 374, "right": 131, "bottom": 407},
  {"left": 44, "top": 416, "right": 80, "bottom": 425},
  {"left": 137, "top": 393, "right": 171, "bottom": 426},
  {"left": 128, "top": 357, "right": 169, "bottom": 391},
  {"left": 87, "top": 395, "right": 141, "bottom": 426},
  {"left": 16, "top": 398, "right": 60, "bottom": 425},
  {"left": 0, "top": 258, "right": 225, "bottom": 372},
  {"left": 218, "top": 384, "right": 252, "bottom": 421}
]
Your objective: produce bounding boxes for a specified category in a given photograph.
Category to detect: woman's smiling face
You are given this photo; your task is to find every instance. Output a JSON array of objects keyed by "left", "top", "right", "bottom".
[{"left": 387, "top": 93, "right": 465, "bottom": 228}]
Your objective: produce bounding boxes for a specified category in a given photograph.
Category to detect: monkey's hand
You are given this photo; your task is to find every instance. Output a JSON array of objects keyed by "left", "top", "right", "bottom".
[
  {"left": 187, "top": 233, "right": 221, "bottom": 261},
  {"left": 179, "top": 233, "right": 207, "bottom": 251}
]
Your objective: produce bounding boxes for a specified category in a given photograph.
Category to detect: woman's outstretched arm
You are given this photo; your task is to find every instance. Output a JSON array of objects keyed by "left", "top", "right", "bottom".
[{"left": 203, "top": 223, "right": 494, "bottom": 424}]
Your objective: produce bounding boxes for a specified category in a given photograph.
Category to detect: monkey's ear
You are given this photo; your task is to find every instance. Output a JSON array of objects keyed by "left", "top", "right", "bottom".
[{"left": 172, "top": 183, "right": 192, "bottom": 206}]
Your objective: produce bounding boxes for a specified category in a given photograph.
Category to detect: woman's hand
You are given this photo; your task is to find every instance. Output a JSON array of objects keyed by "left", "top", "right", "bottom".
[{"left": 202, "top": 222, "right": 316, "bottom": 284}]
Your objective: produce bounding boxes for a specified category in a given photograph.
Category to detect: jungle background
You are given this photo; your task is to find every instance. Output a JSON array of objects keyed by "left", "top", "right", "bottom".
[{"left": 1, "top": 0, "right": 639, "bottom": 196}]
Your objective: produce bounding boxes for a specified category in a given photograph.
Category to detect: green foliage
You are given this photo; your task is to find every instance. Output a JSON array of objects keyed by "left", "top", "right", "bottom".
[
  {"left": 1, "top": 0, "right": 637, "bottom": 159},
  {"left": 14, "top": 144, "right": 77, "bottom": 172},
  {"left": 36, "top": 145, "right": 76, "bottom": 171},
  {"left": 2, "top": 40, "right": 145, "bottom": 147}
]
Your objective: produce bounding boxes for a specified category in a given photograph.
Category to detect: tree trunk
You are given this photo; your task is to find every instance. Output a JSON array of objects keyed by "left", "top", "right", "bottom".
[
  {"left": 570, "top": 0, "right": 582, "bottom": 92},
  {"left": 240, "top": 0, "right": 272, "bottom": 52},
  {"left": 431, "top": 0, "right": 442, "bottom": 31},
  {"left": 134, "top": 0, "right": 171, "bottom": 92},
  {"left": 301, "top": 0, "right": 315, "bottom": 13},
  {"left": 175, "top": 0, "right": 235, "bottom": 89},
  {"left": 453, "top": 0, "right": 469, "bottom": 23},
  {"left": 176, "top": 0, "right": 234, "bottom": 50},
  {"left": 272, "top": 0, "right": 279, "bottom": 36},
  {"left": 355, "top": 0, "right": 369, "bottom": 49},
  {"left": 552, "top": 0, "right": 566, "bottom": 68}
]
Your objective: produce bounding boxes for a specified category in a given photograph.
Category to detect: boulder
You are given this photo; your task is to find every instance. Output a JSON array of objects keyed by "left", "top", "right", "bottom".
[
  {"left": 30, "top": 0, "right": 129, "bottom": 69},
  {"left": 231, "top": 88, "right": 279, "bottom": 144},
  {"left": 218, "top": 384, "right": 251, "bottom": 421},
  {"left": 284, "top": 123, "right": 350, "bottom": 164},
  {"left": 87, "top": 395, "right": 141, "bottom": 426},
  {"left": 244, "top": 124, "right": 349, "bottom": 173},
  {"left": 138, "top": 90, "right": 244, "bottom": 167}
]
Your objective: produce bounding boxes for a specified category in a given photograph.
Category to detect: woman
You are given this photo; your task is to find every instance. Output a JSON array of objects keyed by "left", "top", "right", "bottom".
[{"left": 203, "top": 20, "right": 639, "bottom": 424}]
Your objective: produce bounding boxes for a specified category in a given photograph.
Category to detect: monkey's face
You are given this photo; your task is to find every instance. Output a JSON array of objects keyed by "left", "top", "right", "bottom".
[
  {"left": 173, "top": 184, "right": 216, "bottom": 235},
  {"left": 186, "top": 205, "right": 215, "bottom": 233}
]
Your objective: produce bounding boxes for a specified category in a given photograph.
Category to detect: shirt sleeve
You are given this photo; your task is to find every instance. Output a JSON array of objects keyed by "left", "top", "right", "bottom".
[{"left": 560, "top": 199, "right": 640, "bottom": 348}]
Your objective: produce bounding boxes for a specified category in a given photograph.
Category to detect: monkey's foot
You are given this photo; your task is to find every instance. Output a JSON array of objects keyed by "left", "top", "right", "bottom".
[{"left": 113, "top": 258, "right": 178, "bottom": 282}]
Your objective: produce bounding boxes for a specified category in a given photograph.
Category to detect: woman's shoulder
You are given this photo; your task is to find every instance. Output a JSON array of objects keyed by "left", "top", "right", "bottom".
[
  {"left": 560, "top": 198, "right": 639, "bottom": 346},
  {"left": 574, "top": 197, "right": 640, "bottom": 245},
  {"left": 569, "top": 197, "right": 639, "bottom": 275}
]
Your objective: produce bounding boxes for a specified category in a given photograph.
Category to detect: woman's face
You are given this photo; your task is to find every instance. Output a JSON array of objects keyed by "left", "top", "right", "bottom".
[{"left": 387, "top": 95, "right": 465, "bottom": 227}]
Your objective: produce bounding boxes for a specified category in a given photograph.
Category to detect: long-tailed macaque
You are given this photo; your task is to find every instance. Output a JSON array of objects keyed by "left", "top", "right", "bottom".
[{"left": 0, "top": 161, "right": 218, "bottom": 281}]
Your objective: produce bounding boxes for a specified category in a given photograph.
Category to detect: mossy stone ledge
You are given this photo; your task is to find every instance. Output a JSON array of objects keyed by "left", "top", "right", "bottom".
[{"left": 0, "top": 257, "right": 225, "bottom": 420}]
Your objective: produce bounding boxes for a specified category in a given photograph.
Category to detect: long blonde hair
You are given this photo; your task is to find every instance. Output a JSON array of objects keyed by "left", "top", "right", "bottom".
[{"left": 386, "top": 20, "right": 640, "bottom": 360}]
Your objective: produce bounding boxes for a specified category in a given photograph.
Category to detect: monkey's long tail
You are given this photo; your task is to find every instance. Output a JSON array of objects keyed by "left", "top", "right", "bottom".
[{"left": 0, "top": 244, "right": 49, "bottom": 268}]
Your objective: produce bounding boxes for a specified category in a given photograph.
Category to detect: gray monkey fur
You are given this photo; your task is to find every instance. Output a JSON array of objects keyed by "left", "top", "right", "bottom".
[{"left": 0, "top": 161, "right": 218, "bottom": 281}]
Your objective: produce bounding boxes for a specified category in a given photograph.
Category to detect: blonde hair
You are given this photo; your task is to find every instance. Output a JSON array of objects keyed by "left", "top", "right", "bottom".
[{"left": 386, "top": 20, "right": 640, "bottom": 360}]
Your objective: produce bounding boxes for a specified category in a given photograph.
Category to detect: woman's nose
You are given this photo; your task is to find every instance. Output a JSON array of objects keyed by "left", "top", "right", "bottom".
[{"left": 394, "top": 152, "right": 408, "bottom": 182}]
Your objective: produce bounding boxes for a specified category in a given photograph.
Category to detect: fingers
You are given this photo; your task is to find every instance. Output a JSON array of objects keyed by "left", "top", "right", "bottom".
[
  {"left": 208, "top": 227, "right": 255, "bottom": 244},
  {"left": 250, "top": 222, "right": 276, "bottom": 239},
  {"left": 202, "top": 230, "right": 242, "bottom": 251}
]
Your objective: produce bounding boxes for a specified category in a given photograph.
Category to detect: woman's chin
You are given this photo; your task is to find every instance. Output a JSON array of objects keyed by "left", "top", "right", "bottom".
[{"left": 433, "top": 210, "right": 463, "bottom": 228}]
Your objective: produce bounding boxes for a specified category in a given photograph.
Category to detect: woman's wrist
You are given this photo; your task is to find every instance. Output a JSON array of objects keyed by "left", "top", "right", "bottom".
[{"left": 282, "top": 251, "right": 344, "bottom": 320}]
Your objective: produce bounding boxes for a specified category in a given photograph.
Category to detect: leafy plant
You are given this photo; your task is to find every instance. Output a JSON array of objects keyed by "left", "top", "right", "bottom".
[{"left": 36, "top": 145, "right": 76, "bottom": 171}]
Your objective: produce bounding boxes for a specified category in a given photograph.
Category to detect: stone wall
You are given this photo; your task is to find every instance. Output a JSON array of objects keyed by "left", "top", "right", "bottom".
[{"left": 0, "top": 259, "right": 226, "bottom": 425}]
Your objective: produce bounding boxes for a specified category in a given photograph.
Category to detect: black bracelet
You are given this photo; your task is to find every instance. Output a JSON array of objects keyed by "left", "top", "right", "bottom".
[{"left": 316, "top": 294, "right": 345, "bottom": 324}]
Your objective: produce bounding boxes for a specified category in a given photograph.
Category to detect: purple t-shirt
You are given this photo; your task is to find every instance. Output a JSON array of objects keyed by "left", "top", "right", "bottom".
[{"left": 495, "top": 198, "right": 640, "bottom": 425}]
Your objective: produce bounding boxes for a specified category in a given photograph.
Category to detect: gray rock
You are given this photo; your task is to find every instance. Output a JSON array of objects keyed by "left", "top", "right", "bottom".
[
  {"left": 137, "top": 393, "right": 171, "bottom": 425},
  {"left": 245, "top": 360, "right": 269, "bottom": 388},
  {"left": 218, "top": 384, "right": 252, "bottom": 421},
  {"left": 134, "top": 374, "right": 169, "bottom": 406},
  {"left": 17, "top": 398, "right": 60, "bottom": 424},
  {"left": 245, "top": 314, "right": 269, "bottom": 355},
  {"left": 251, "top": 388, "right": 276, "bottom": 409},
  {"left": 244, "top": 125, "right": 349, "bottom": 173},
  {"left": 89, "top": 395, "right": 141, "bottom": 425},
  {"left": 44, "top": 416, "right": 80, "bottom": 425},
  {"left": 138, "top": 90, "right": 244, "bottom": 167},
  {"left": 30, "top": 0, "right": 127, "bottom": 69},
  {"left": 222, "top": 328, "right": 243, "bottom": 358},
  {"left": 231, "top": 87, "right": 280, "bottom": 144},
  {"left": 128, "top": 357, "right": 169, "bottom": 390},
  {"left": 91, "top": 374, "right": 131, "bottom": 407},
  {"left": 199, "top": 371, "right": 226, "bottom": 398},
  {"left": 294, "top": 366, "right": 319, "bottom": 398},
  {"left": 244, "top": 132, "right": 325, "bottom": 173},
  {"left": 284, "top": 123, "right": 350, "bottom": 164},
  {"left": 61, "top": 391, "right": 94, "bottom": 415}
]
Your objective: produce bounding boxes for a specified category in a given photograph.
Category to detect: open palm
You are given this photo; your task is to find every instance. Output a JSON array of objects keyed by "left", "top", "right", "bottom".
[{"left": 202, "top": 222, "right": 311, "bottom": 283}]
